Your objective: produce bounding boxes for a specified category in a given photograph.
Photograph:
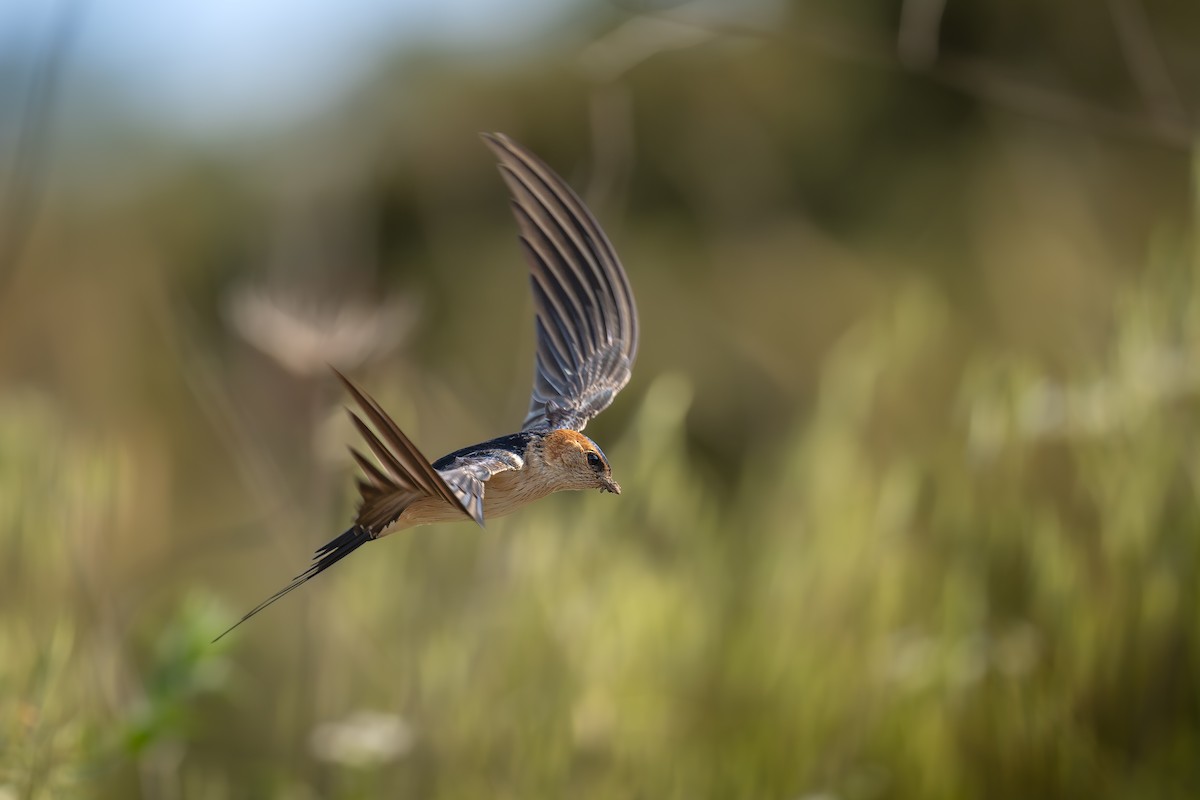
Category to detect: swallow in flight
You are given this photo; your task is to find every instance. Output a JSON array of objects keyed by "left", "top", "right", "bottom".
[{"left": 215, "top": 133, "right": 638, "bottom": 640}]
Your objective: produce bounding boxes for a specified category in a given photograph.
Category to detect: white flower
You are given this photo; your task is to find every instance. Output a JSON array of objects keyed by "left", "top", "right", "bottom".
[{"left": 309, "top": 711, "right": 415, "bottom": 767}]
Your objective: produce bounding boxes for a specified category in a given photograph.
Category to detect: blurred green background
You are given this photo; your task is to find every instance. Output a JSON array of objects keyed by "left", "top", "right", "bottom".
[{"left": 3, "top": 0, "right": 1200, "bottom": 797}]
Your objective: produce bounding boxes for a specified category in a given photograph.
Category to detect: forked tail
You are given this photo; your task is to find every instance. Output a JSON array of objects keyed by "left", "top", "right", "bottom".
[
  {"left": 212, "top": 525, "right": 373, "bottom": 642},
  {"left": 212, "top": 370, "right": 474, "bottom": 643}
]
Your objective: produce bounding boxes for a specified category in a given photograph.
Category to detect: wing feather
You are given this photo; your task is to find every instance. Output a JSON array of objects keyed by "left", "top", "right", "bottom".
[
  {"left": 436, "top": 448, "right": 525, "bottom": 528},
  {"left": 482, "top": 133, "right": 639, "bottom": 432}
]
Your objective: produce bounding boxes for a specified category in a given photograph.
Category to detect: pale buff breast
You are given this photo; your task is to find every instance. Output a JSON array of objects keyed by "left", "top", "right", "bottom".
[{"left": 379, "top": 469, "right": 558, "bottom": 537}]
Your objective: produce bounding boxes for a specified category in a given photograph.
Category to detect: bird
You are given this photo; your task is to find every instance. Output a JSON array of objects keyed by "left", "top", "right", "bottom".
[{"left": 214, "top": 133, "right": 639, "bottom": 641}]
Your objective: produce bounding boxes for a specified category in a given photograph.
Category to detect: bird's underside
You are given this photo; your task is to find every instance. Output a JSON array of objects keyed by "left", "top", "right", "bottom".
[{"left": 384, "top": 435, "right": 554, "bottom": 534}]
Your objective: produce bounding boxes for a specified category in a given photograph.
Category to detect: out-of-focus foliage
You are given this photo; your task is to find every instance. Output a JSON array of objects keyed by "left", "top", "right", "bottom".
[{"left": 3, "top": 1, "right": 1200, "bottom": 797}]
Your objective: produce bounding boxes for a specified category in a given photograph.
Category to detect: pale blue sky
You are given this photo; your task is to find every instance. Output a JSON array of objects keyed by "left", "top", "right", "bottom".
[{"left": 0, "top": 0, "right": 584, "bottom": 134}]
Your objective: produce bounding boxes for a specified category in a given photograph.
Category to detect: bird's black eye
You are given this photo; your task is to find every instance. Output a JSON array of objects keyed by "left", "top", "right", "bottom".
[{"left": 586, "top": 452, "right": 603, "bottom": 470}]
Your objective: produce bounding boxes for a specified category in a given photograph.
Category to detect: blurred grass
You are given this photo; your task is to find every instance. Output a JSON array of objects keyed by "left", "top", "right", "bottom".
[
  {"left": 5, "top": 260, "right": 1200, "bottom": 796},
  {"left": 3, "top": 1, "right": 1200, "bottom": 796}
]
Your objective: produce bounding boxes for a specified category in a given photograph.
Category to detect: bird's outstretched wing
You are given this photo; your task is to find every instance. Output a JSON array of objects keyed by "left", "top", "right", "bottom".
[{"left": 482, "top": 132, "right": 639, "bottom": 433}]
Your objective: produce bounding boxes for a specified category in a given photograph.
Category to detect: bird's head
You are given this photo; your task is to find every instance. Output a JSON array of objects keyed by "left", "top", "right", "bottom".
[{"left": 540, "top": 429, "right": 621, "bottom": 495}]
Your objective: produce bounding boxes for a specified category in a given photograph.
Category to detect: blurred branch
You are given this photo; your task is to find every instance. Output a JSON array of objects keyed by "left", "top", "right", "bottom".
[
  {"left": 620, "top": 2, "right": 1194, "bottom": 149},
  {"left": 930, "top": 52, "right": 1190, "bottom": 146},
  {"left": 578, "top": 10, "right": 715, "bottom": 213},
  {"left": 0, "top": 0, "right": 86, "bottom": 300},
  {"left": 1106, "top": 0, "right": 1189, "bottom": 128}
]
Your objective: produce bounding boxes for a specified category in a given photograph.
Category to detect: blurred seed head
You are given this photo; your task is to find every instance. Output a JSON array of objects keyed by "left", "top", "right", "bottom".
[
  {"left": 309, "top": 711, "right": 415, "bottom": 767},
  {"left": 225, "top": 285, "right": 419, "bottom": 376},
  {"left": 966, "top": 337, "right": 1200, "bottom": 463},
  {"left": 879, "top": 630, "right": 937, "bottom": 691},
  {"left": 993, "top": 623, "right": 1041, "bottom": 679}
]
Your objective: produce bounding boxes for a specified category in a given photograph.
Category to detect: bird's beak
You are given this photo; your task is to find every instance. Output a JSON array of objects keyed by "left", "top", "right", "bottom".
[{"left": 600, "top": 476, "right": 621, "bottom": 495}]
